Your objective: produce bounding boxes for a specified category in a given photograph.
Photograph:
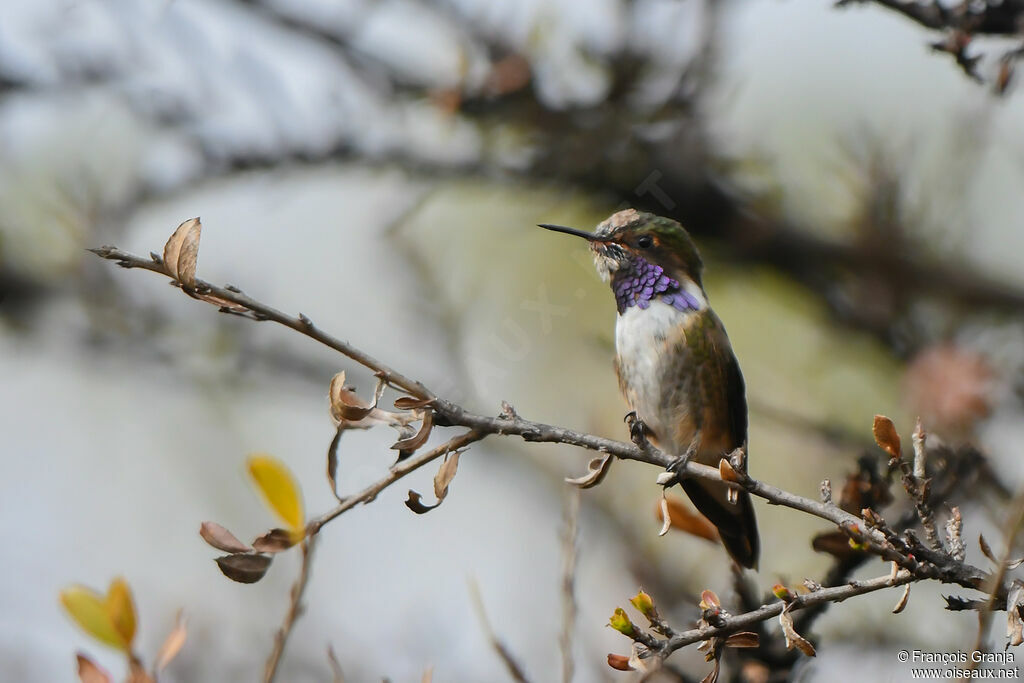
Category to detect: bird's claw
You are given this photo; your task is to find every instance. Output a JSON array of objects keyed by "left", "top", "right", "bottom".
[
  {"left": 624, "top": 411, "right": 649, "bottom": 447},
  {"left": 660, "top": 446, "right": 696, "bottom": 487}
]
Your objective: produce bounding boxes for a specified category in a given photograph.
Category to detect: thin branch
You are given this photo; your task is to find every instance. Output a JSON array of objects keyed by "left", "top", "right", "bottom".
[
  {"left": 264, "top": 534, "right": 318, "bottom": 683},
  {"left": 89, "top": 247, "right": 433, "bottom": 399},
  {"left": 468, "top": 578, "right": 531, "bottom": 683},
  {"left": 970, "top": 488, "right": 1024, "bottom": 663},
  {"left": 92, "top": 244, "right": 1016, "bottom": 665},
  {"left": 659, "top": 571, "right": 916, "bottom": 656},
  {"left": 560, "top": 489, "right": 580, "bottom": 683}
]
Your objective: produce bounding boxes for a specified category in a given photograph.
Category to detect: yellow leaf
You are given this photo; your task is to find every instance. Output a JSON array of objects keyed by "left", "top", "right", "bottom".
[
  {"left": 247, "top": 454, "right": 304, "bottom": 533},
  {"left": 104, "top": 578, "right": 136, "bottom": 649},
  {"left": 60, "top": 586, "right": 128, "bottom": 651}
]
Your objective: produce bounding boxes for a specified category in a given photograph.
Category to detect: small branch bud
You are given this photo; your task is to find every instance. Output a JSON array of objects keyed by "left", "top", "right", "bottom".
[
  {"left": 946, "top": 507, "right": 965, "bottom": 562},
  {"left": 912, "top": 418, "right": 927, "bottom": 481},
  {"left": 609, "top": 607, "right": 634, "bottom": 636}
]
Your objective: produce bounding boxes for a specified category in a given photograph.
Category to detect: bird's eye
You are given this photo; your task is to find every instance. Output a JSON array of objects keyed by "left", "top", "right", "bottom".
[{"left": 637, "top": 235, "right": 653, "bottom": 249}]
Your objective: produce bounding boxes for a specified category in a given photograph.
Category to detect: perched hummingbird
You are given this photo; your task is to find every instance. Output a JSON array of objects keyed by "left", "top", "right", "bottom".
[{"left": 540, "top": 209, "right": 759, "bottom": 568}]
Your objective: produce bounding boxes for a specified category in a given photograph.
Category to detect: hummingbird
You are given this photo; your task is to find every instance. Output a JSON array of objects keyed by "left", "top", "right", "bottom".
[{"left": 539, "top": 209, "right": 759, "bottom": 568}]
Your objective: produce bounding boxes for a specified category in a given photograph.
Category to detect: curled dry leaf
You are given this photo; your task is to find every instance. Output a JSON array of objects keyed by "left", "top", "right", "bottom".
[
  {"left": 892, "top": 584, "right": 911, "bottom": 614},
  {"left": 872, "top": 415, "right": 901, "bottom": 464},
  {"left": 980, "top": 533, "right": 998, "bottom": 564},
  {"left": 407, "top": 451, "right": 463, "bottom": 514},
  {"left": 607, "top": 654, "right": 632, "bottom": 671},
  {"left": 724, "top": 632, "right": 760, "bottom": 648},
  {"left": 392, "top": 410, "right": 433, "bottom": 451},
  {"left": 778, "top": 605, "right": 816, "bottom": 657},
  {"left": 215, "top": 553, "right": 272, "bottom": 584},
  {"left": 404, "top": 490, "right": 438, "bottom": 514},
  {"left": 812, "top": 530, "right": 861, "bottom": 560},
  {"left": 699, "top": 657, "right": 720, "bottom": 683},
  {"left": 434, "top": 451, "right": 461, "bottom": 501},
  {"left": 564, "top": 454, "right": 613, "bottom": 489},
  {"left": 658, "top": 494, "right": 672, "bottom": 537},
  {"left": 394, "top": 396, "right": 434, "bottom": 410},
  {"left": 1008, "top": 580, "right": 1024, "bottom": 647},
  {"left": 154, "top": 611, "right": 187, "bottom": 673},
  {"left": 656, "top": 495, "right": 720, "bottom": 542},
  {"left": 76, "top": 653, "right": 112, "bottom": 683},
  {"left": 719, "top": 458, "right": 739, "bottom": 483},
  {"left": 252, "top": 528, "right": 301, "bottom": 553},
  {"left": 329, "top": 372, "right": 387, "bottom": 422},
  {"left": 326, "top": 425, "right": 344, "bottom": 502},
  {"left": 627, "top": 642, "right": 657, "bottom": 674},
  {"left": 163, "top": 218, "right": 201, "bottom": 287},
  {"left": 200, "top": 521, "right": 251, "bottom": 554}
]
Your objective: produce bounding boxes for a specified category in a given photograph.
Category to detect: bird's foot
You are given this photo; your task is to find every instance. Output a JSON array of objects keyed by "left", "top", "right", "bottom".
[
  {"left": 657, "top": 444, "right": 697, "bottom": 487},
  {"left": 624, "top": 411, "right": 649, "bottom": 448}
]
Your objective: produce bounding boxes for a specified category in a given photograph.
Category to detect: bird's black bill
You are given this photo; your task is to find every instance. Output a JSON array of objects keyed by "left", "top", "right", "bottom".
[{"left": 537, "top": 223, "right": 600, "bottom": 241}]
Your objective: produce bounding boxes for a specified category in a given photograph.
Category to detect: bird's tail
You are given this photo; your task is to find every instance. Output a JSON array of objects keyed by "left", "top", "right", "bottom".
[{"left": 680, "top": 478, "right": 760, "bottom": 569}]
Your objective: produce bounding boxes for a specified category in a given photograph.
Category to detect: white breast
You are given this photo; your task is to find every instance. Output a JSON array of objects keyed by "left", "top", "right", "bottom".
[{"left": 615, "top": 299, "right": 697, "bottom": 448}]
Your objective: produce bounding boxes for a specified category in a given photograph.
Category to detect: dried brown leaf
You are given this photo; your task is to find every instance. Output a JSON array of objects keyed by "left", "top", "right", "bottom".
[
  {"left": 252, "top": 528, "right": 300, "bottom": 553},
  {"left": 779, "top": 605, "right": 816, "bottom": 657},
  {"left": 719, "top": 459, "right": 739, "bottom": 483},
  {"left": 326, "top": 425, "right": 344, "bottom": 502},
  {"left": 606, "top": 654, "right": 632, "bottom": 671},
  {"left": 658, "top": 495, "right": 672, "bottom": 537},
  {"left": 163, "top": 218, "right": 200, "bottom": 287},
  {"left": 656, "top": 495, "right": 720, "bottom": 542},
  {"left": 392, "top": 410, "right": 433, "bottom": 452},
  {"left": 199, "top": 522, "right": 251, "bottom": 554},
  {"left": 394, "top": 396, "right": 434, "bottom": 410},
  {"left": 892, "top": 584, "right": 911, "bottom": 614},
  {"left": 404, "top": 490, "right": 438, "bottom": 514},
  {"left": 215, "top": 553, "right": 272, "bottom": 584},
  {"left": 872, "top": 415, "right": 901, "bottom": 462},
  {"left": 627, "top": 642, "right": 657, "bottom": 674},
  {"left": 725, "top": 632, "right": 760, "bottom": 648},
  {"left": 329, "top": 372, "right": 387, "bottom": 422},
  {"left": 564, "top": 454, "right": 613, "bottom": 489},
  {"left": 699, "top": 657, "right": 720, "bottom": 683},
  {"left": 980, "top": 533, "right": 998, "bottom": 564},
  {"left": 812, "top": 530, "right": 860, "bottom": 559},
  {"left": 197, "top": 292, "right": 248, "bottom": 312},
  {"left": 433, "top": 451, "right": 461, "bottom": 501},
  {"left": 76, "top": 654, "right": 112, "bottom": 683},
  {"left": 154, "top": 611, "right": 187, "bottom": 673}
]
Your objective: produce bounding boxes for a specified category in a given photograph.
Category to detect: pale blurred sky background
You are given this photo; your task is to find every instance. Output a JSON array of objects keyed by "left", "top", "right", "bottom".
[{"left": 3, "top": 1, "right": 1024, "bottom": 681}]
